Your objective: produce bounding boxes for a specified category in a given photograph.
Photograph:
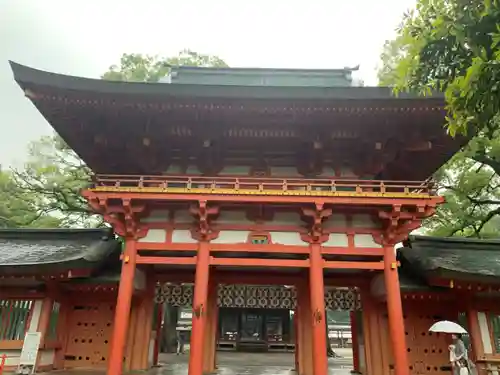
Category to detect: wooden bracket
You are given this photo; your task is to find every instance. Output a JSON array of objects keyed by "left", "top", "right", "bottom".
[
  {"left": 190, "top": 201, "right": 220, "bottom": 241},
  {"left": 376, "top": 204, "right": 428, "bottom": 246},
  {"left": 302, "top": 204, "right": 332, "bottom": 244},
  {"left": 90, "top": 198, "right": 147, "bottom": 240}
]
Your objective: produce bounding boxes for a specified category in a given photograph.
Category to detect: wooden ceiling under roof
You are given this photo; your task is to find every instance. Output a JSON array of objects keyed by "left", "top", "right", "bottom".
[{"left": 10, "top": 62, "right": 468, "bottom": 180}]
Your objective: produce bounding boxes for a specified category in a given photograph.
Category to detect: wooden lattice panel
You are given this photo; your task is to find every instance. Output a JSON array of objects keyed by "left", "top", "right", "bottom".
[
  {"left": 64, "top": 301, "right": 115, "bottom": 368},
  {"left": 155, "top": 284, "right": 361, "bottom": 311}
]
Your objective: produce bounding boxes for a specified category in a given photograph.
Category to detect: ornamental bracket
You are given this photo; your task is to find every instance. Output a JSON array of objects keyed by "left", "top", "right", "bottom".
[
  {"left": 301, "top": 203, "right": 331, "bottom": 244},
  {"left": 87, "top": 197, "right": 147, "bottom": 239},
  {"left": 190, "top": 200, "right": 220, "bottom": 241},
  {"left": 375, "top": 204, "right": 433, "bottom": 246}
]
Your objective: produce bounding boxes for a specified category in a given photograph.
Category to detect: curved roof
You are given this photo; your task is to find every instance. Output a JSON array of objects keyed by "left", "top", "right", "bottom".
[
  {"left": 400, "top": 235, "right": 500, "bottom": 284},
  {"left": 10, "top": 61, "right": 438, "bottom": 100},
  {"left": 10, "top": 62, "right": 462, "bottom": 179},
  {"left": 0, "top": 228, "right": 120, "bottom": 275}
]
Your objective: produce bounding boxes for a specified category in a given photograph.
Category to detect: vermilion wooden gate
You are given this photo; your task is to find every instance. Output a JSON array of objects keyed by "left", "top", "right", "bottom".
[{"left": 63, "top": 300, "right": 115, "bottom": 368}]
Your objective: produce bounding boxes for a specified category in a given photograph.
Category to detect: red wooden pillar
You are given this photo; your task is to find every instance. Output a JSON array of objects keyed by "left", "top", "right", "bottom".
[
  {"left": 188, "top": 240, "right": 211, "bottom": 375},
  {"left": 203, "top": 280, "right": 218, "bottom": 373},
  {"left": 296, "top": 280, "right": 313, "bottom": 375},
  {"left": 350, "top": 311, "right": 360, "bottom": 372},
  {"left": 309, "top": 243, "right": 327, "bottom": 375},
  {"left": 383, "top": 245, "right": 409, "bottom": 375},
  {"left": 108, "top": 238, "right": 137, "bottom": 375}
]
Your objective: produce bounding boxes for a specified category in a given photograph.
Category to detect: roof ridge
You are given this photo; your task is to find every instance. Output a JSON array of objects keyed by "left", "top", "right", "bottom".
[
  {"left": 0, "top": 227, "right": 114, "bottom": 240},
  {"left": 409, "top": 235, "right": 500, "bottom": 247}
]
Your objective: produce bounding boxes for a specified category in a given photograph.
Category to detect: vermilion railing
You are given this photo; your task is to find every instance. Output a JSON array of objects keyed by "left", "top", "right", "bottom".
[{"left": 89, "top": 174, "right": 436, "bottom": 197}]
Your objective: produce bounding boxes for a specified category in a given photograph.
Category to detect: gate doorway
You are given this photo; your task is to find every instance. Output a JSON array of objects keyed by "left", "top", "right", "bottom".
[{"left": 154, "top": 283, "right": 359, "bottom": 371}]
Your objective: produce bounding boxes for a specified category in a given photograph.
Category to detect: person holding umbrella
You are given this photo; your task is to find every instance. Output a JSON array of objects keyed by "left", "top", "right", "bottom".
[
  {"left": 429, "top": 321, "right": 477, "bottom": 375},
  {"left": 449, "top": 333, "right": 468, "bottom": 375}
]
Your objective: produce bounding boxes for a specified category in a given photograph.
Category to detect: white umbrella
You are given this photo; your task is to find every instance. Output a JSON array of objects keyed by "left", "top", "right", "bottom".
[{"left": 429, "top": 320, "right": 468, "bottom": 334}]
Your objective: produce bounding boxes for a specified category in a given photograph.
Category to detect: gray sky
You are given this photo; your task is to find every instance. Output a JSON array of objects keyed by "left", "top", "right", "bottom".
[{"left": 1, "top": 0, "right": 415, "bottom": 167}]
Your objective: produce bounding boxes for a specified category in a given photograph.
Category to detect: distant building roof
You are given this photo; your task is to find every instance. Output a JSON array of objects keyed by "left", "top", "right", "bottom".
[
  {"left": 161, "top": 66, "right": 360, "bottom": 87},
  {"left": 400, "top": 235, "right": 500, "bottom": 284},
  {"left": 0, "top": 228, "right": 120, "bottom": 275}
]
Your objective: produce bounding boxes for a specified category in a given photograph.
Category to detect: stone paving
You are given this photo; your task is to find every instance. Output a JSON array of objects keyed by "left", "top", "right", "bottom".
[
  {"left": 34, "top": 350, "right": 354, "bottom": 375},
  {"left": 155, "top": 350, "right": 354, "bottom": 375}
]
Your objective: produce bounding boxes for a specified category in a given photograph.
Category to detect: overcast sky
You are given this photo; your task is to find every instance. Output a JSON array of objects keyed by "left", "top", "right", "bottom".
[{"left": 1, "top": 0, "right": 415, "bottom": 167}]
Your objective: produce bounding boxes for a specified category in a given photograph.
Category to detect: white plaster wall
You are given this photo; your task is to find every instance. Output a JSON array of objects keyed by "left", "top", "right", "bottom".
[
  {"left": 354, "top": 234, "right": 382, "bottom": 248},
  {"left": 478, "top": 312, "right": 493, "bottom": 354},
  {"left": 270, "top": 232, "right": 307, "bottom": 245},
  {"left": 270, "top": 167, "right": 299, "bottom": 176},
  {"left": 220, "top": 166, "right": 251, "bottom": 175},
  {"left": 323, "top": 214, "right": 347, "bottom": 228},
  {"left": 323, "top": 234, "right": 348, "bottom": 247},
  {"left": 142, "top": 210, "right": 170, "bottom": 223},
  {"left": 211, "top": 231, "right": 250, "bottom": 244},
  {"left": 216, "top": 211, "right": 252, "bottom": 225},
  {"left": 270, "top": 212, "right": 302, "bottom": 226},
  {"left": 352, "top": 214, "right": 378, "bottom": 229},
  {"left": 138, "top": 229, "right": 166, "bottom": 243},
  {"left": 172, "top": 230, "right": 197, "bottom": 243},
  {"left": 173, "top": 211, "right": 194, "bottom": 223}
]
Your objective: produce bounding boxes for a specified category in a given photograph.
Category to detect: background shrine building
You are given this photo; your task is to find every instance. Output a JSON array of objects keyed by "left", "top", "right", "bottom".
[{"left": 4, "top": 62, "right": 498, "bottom": 375}]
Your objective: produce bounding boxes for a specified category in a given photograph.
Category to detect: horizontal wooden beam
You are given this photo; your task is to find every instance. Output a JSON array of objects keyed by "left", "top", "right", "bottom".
[
  {"left": 136, "top": 243, "right": 197, "bottom": 251},
  {"left": 322, "top": 247, "right": 384, "bottom": 256},
  {"left": 154, "top": 270, "right": 373, "bottom": 286},
  {"left": 136, "top": 254, "right": 384, "bottom": 271},
  {"left": 85, "top": 190, "right": 441, "bottom": 206},
  {"left": 136, "top": 256, "right": 197, "bottom": 265},
  {"left": 210, "top": 257, "right": 309, "bottom": 268},
  {"left": 136, "top": 242, "right": 385, "bottom": 257},
  {"left": 210, "top": 244, "right": 308, "bottom": 254},
  {"left": 323, "top": 261, "right": 384, "bottom": 270}
]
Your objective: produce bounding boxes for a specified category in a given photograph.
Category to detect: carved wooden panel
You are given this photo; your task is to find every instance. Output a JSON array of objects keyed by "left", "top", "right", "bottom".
[
  {"left": 64, "top": 301, "right": 115, "bottom": 368},
  {"left": 154, "top": 284, "right": 361, "bottom": 311}
]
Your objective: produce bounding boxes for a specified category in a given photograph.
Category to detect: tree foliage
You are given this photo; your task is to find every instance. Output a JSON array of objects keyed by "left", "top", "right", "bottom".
[
  {"left": 0, "top": 169, "right": 62, "bottom": 228},
  {"left": 12, "top": 136, "right": 97, "bottom": 227},
  {"left": 11, "top": 50, "right": 227, "bottom": 228},
  {"left": 102, "top": 49, "right": 228, "bottom": 82},
  {"left": 379, "top": 0, "right": 500, "bottom": 237}
]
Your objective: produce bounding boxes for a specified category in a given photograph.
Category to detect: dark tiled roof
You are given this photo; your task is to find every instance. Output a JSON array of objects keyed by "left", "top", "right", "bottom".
[
  {"left": 10, "top": 61, "right": 442, "bottom": 100},
  {"left": 0, "top": 228, "right": 121, "bottom": 275},
  {"left": 400, "top": 235, "right": 500, "bottom": 283}
]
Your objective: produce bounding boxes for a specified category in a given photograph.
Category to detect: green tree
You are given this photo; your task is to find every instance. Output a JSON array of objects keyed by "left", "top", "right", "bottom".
[
  {"left": 378, "top": 0, "right": 500, "bottom": 237},
  {"left": 12, "top": 135, "right": 97, "bottom": 227},
  {"left": 103, "top": 49, "right": 228, "bottom": 82},
  {"left": 0, "top": 169, "right": 62, "bottom": 228},
  {"left": 12, "top": 50, "right": 227, "bottom": 228}
]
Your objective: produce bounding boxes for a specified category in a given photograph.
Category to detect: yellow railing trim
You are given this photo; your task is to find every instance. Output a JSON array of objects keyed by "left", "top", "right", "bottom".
[{"left": 88, "top": 186, "right": 431, "bottom": 199}]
